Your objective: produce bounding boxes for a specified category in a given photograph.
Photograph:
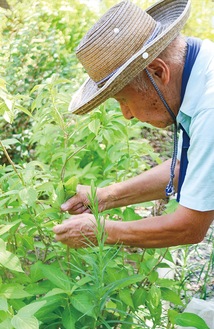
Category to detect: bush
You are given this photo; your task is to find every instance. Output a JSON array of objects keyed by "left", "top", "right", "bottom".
[{"left": 0, "top": 0, "right": 213, "bottom": 328}]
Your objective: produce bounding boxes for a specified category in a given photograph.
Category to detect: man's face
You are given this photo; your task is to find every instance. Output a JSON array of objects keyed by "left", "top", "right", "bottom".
[{"left": 114, "top": 83, "right": 175, "bottom": 128}]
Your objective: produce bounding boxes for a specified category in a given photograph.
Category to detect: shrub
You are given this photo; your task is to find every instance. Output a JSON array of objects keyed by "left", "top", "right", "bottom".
[{"left": 0, "top": 0, "right": 213, "bottom": 328}]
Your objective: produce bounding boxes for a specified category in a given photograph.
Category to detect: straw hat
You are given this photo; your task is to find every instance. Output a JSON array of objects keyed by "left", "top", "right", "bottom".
[{"left": 69, "top": 0, "right": 191, "bottom": 115}]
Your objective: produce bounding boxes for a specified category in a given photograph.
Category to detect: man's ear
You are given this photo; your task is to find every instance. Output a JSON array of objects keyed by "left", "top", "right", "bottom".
[{"left": 147, "top": 58, "right": 170, "bottom": 86}]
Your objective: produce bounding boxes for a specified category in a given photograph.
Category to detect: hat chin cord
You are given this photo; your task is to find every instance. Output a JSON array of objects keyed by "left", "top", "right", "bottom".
[{"left": 145, "top": 68, "right": 178, "bottom": 197}]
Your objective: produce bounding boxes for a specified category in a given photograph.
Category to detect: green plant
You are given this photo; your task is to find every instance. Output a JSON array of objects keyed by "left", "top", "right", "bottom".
[
  {"left": 0, "top": 0, "right": 213, "bottom": 327},
  {"left": 0, "top": 75, "right": 211, "bottom": 328}
]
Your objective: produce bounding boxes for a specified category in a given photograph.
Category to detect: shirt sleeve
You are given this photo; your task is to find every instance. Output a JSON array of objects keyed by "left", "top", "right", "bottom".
[{"left": 179, "top": 108, "right": 214, "bottom": 211}]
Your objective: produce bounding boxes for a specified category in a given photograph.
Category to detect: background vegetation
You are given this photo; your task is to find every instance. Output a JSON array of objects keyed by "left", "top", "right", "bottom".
[{"left": 0, "top": 0, "right": 213, "bottom": 328}]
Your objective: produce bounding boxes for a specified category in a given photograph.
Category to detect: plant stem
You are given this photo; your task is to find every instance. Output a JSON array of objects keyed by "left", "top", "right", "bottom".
[
  {"left": 0, "top": 140, "right": 25, "bottom": 186},
  {"left": 66, "top": 245, "right": 71, "bottom": 276},
  {"left": 60, "top": 136, "right": 96, "bottom": 181}
]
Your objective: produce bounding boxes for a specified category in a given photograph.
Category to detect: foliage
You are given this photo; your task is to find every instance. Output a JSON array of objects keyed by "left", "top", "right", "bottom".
[
  {"left": 0, "top": 75, "right": 180, "bottom": 328},
  {"left": 0, "top": 0, "right": 213, "bottom": 328},
  {"left": 0, "top": 77, "right": 212, "bottom": 328},
  {"left": 0, "top": 0, "right": 97, "bottom": 94},
  {"left": 0, "top": 0, "right": 97, "bottom": 164}
]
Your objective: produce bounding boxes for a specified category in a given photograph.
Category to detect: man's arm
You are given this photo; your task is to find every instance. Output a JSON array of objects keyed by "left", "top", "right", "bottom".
[
  {"left": 61, "top": 158, "right": 180, "bottom": 214},
  {"left": 101, "top": 158, "right": 180, "bottom": 210},
  {"left": 105, "top": 205, "right": 214, "bottom": 248},
  {"left": 53, "top": 205, "right": 214, "bottom": 249}
]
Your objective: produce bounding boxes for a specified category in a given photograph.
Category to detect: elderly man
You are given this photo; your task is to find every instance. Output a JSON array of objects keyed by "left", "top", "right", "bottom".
[{"left": 53, "top": 0, "right": 214, "bottom": 248}]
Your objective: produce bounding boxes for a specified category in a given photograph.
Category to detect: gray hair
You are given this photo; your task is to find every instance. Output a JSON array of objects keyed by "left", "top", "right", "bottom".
[{"left": 129, "top": 34, "right": 186, "bottom": 92}]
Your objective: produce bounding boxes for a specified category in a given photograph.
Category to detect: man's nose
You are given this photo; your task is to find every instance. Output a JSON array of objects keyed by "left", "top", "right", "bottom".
[{"left": 120, "top": 104, "right": 134, "bottom": 120}]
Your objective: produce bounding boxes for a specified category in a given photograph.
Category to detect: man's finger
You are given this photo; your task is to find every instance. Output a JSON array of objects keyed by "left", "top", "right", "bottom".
[
  {"left": 53, "top": 223, "right": 68, "bottom": 234},
  {"left": 61, "top": 196, "right": 79, "bottom": 211}
]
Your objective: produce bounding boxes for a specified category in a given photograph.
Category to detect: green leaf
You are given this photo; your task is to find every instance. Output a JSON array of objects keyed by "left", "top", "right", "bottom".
[
  {"left": 0, "top": 250, "right": 24, "bottom": 272},
  {"left": 30, "top": 84, "right": 44, "bottom": 95},
  {"left": 0, "top": 208, "right": 23, "bottom": 216},
  {"left": 88, "top": 119, "right": 100, "bottom": 135},
  {"left": 30, "top": 261, "right": 44, "bottom": 283},
  {"left": 63, "top": 176, "right": 78, "bottom": 199},
  {"left": 70, "top": 276, "right": 92, "bottom": 294},
  {"left": 70, "top": 291, "right": 96, "bottom": 318},
  {"left": 147, "top": 301, "right": 162, "bottom": 322},
  {"left": 55, "top": 181, "right": 65, "bottom": 205},
  {"left": 0, "top": 239, "right": 6, "bottom": 250},
  {"left": 18, "top": 301, "right": 46, "bottom": 317},
  {"left": 45, "top": 288, "right": 66, "bottom": 297},
  {"left": 168, "top": 309, "right": 179, "bottom": 325},
  {"left": 19, "top": 187, "right": 38, "bottom": 206},
  {"left": 11, "top": 315, "right": 39, "bottom": 329},
  {"left": 3, "top": 110, "right": 14, "bottom": 124},
  {"left": 148, "top": 285, "right": 161, "bottom": 308},
  {"left": 106, "top": 274, "right": 144, "bottom": 293},
  {"left": 161, "top": 288, "right": 184, "bottom": 306},
  {"left": 175, "top": 312, "right": 210, "bottom": 329},
  {"left": 15, "top": 104, "right": 32, "bottom": 117},
  {"left": 148, "top": 271, "right": 158, "bottom": 283},
  {"left": 0, "top": 319, "right": 12, "bottom": 329},
  {"left": 157, "top": 278, "right": 176, "bottom": 288},
  {"left": 41, "top": 264, "right": 71, "bottom": 291},
  {"left": 1, "top": 139, "right": 20, "bottom": 147},
  {"left": 0, "top": 284, "right": 31, "bottom": 299},
  {"left": 132, "top": 288, "right": 147, "bottom": 309},
  {"left": 35, "top": 294, "right": 67, "bottom": 321},
  {"left": 119, "top": 289, "right": 134, "bottom": 309},
  {"left": 106, "top": 268, "right": 128, "bottom": 283},
  {"left": 165, "top": 199, "right": 179, "bottom": 214},
  {"left": 62, "top": 305, "right": 78, "bottom": 329},
  {"left": 0, "top": 222, "right": 21, "bottom": 236},
  {"left": 122, "top": 207, "right": 142, "bottom": 221},
  {"left": 156, "top": 248, "right": 174, "bottom": 263},
  {"left": 0, "top": 297, "right": 8, "bottom": 312}
]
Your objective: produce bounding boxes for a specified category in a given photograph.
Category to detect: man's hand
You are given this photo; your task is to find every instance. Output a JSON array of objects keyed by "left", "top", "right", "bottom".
[
  {"left": 61, "top": 184, "right": 92, "bottom": 214},
  {"left": 53, "top": 204, "right": 214, "bottom": 249},
  {"left": 53, "top": 214, "right": 99, "bottom": 248},
  {"left": 61, "top": 184, "right": 108, "bottom": 214}
]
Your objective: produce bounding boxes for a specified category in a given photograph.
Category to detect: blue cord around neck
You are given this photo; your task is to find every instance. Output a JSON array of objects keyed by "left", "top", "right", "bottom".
[
  {"left": 145, "top": 69, "right": 178, "bottom": 196},
  {"left": 145, "top": 37, "right": 201, "bottom": 199}
]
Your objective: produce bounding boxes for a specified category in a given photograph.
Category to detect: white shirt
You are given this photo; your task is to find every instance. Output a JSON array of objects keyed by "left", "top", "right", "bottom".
[{"left": 177, "top": 39, "right": 214, "bottom": 211}]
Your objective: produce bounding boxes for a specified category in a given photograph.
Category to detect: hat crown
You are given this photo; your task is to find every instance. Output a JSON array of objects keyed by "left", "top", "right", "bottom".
[{"left": 76, "top": 0, "right": 156, "bottom": 83}]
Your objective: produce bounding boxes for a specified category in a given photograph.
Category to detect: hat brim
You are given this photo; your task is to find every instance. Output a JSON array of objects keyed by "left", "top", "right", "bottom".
[{"left": 69, "top": 0, "right": 191, "bottom": 115}]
